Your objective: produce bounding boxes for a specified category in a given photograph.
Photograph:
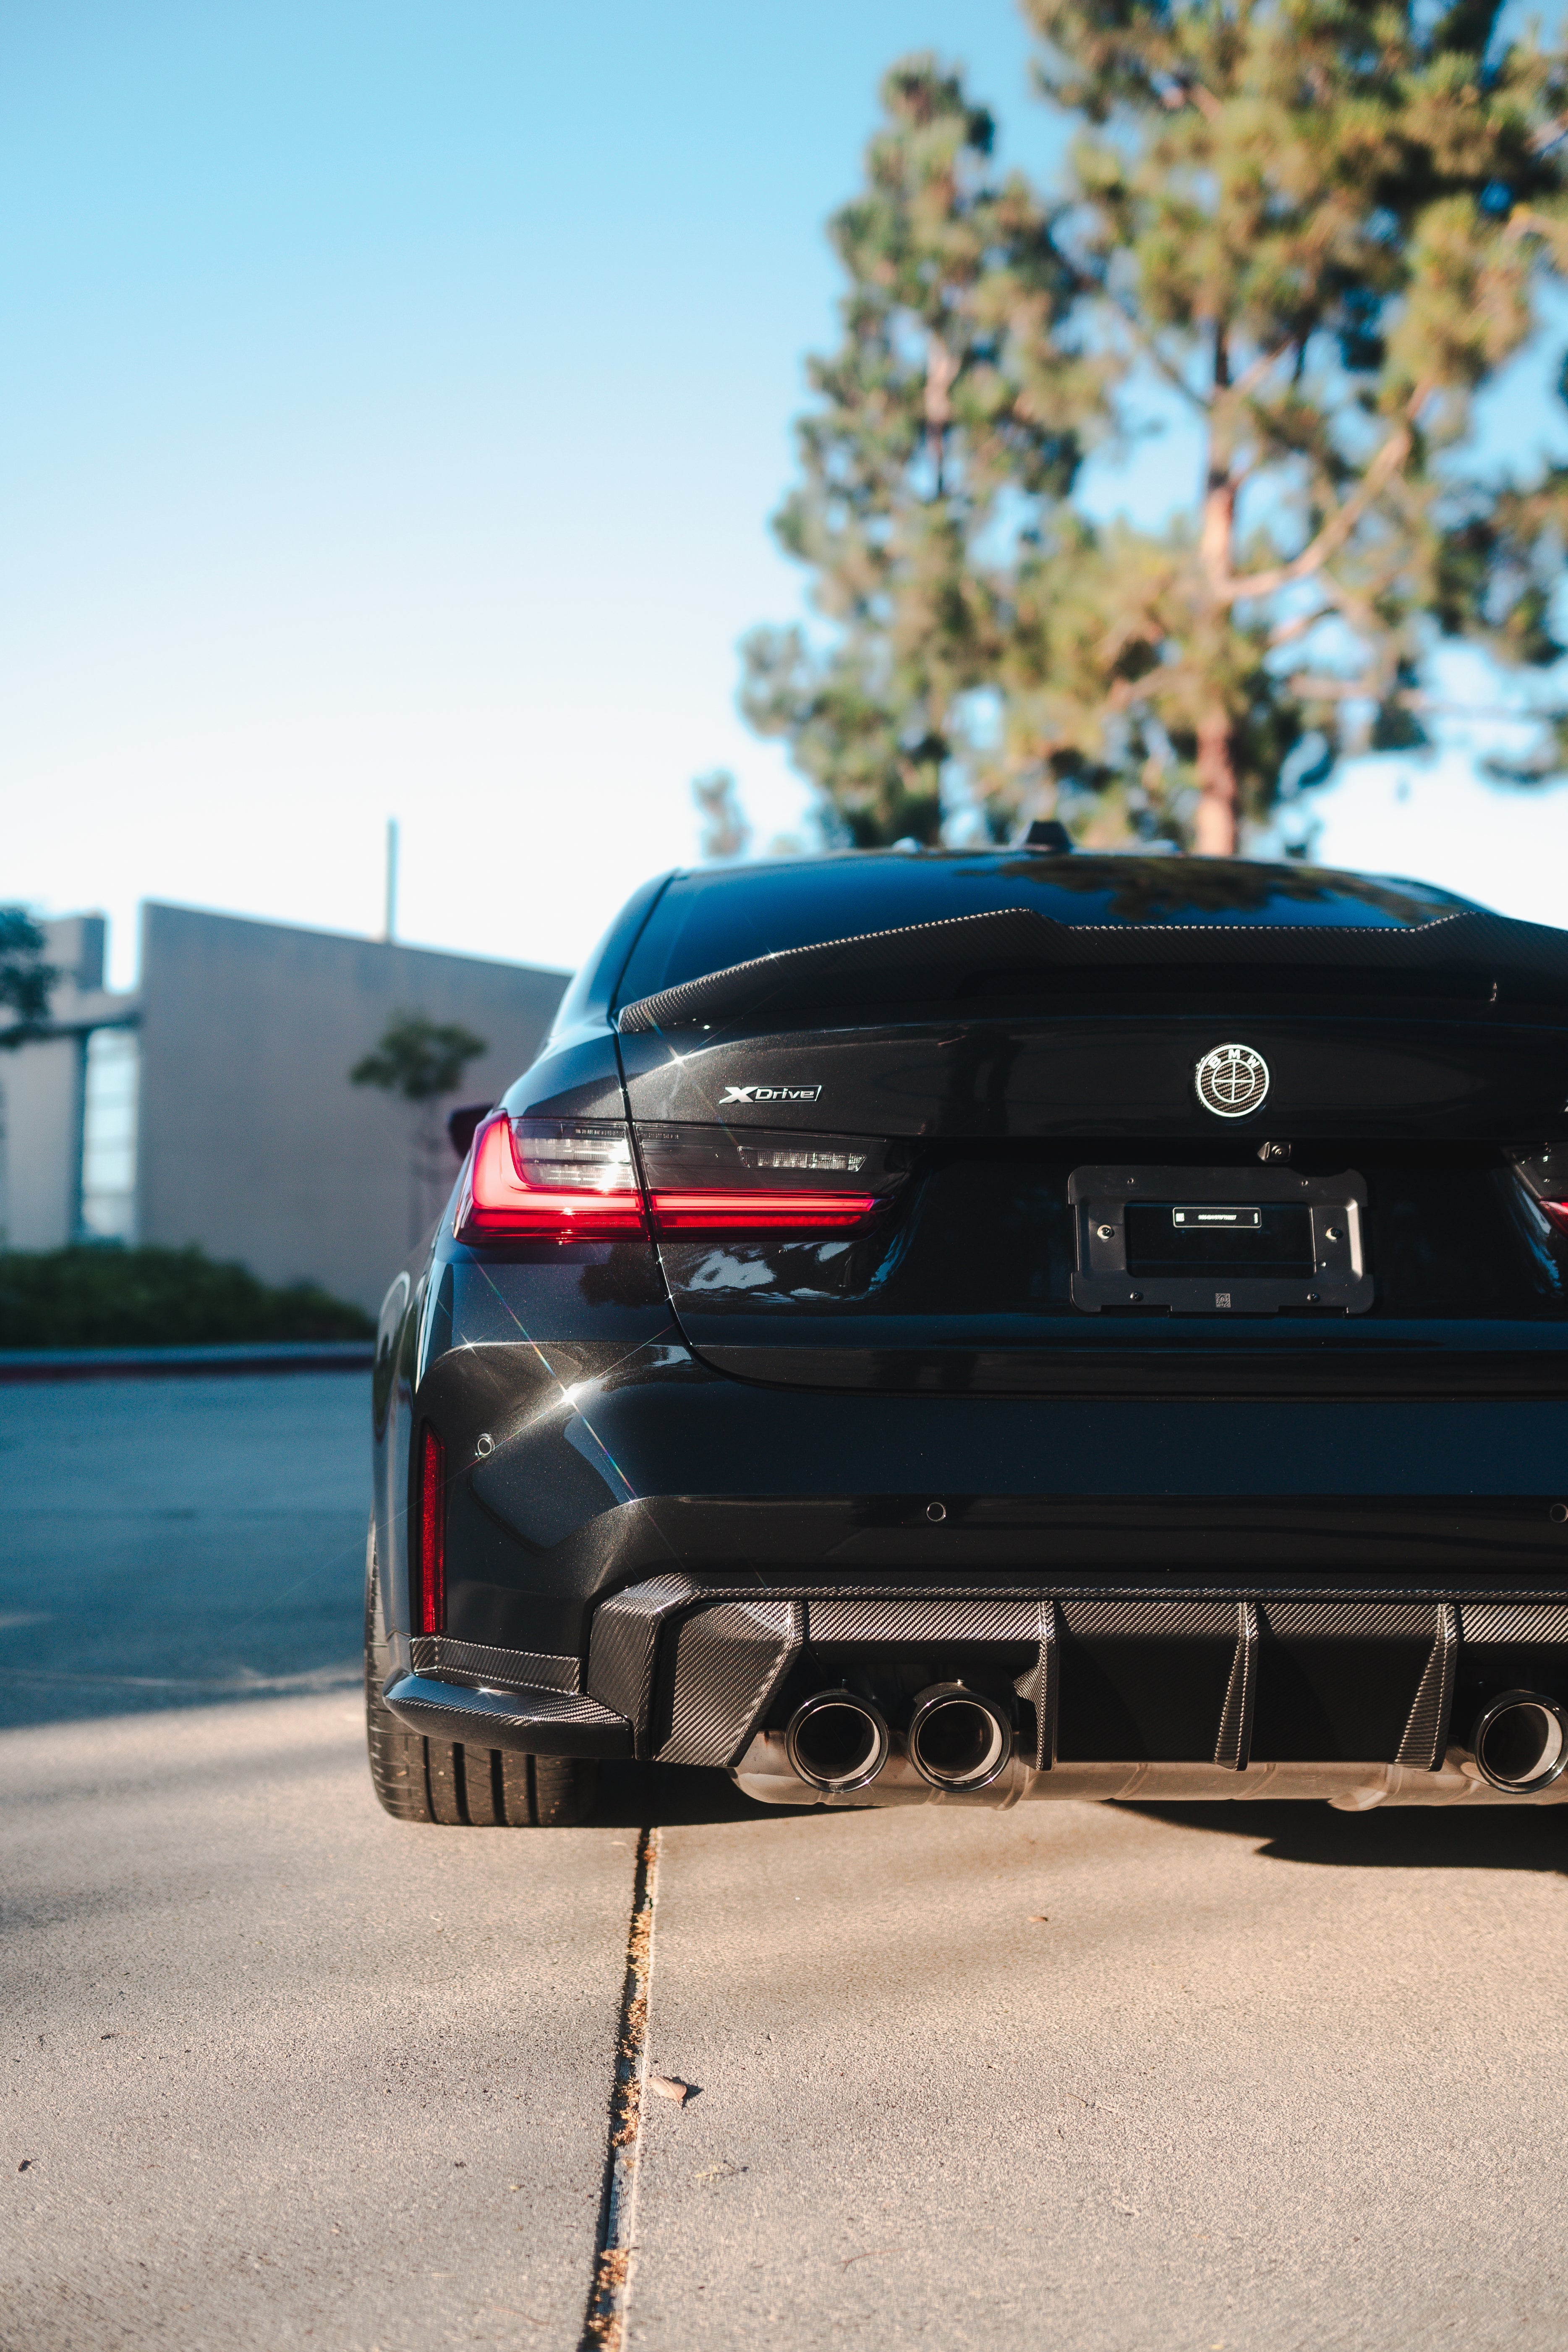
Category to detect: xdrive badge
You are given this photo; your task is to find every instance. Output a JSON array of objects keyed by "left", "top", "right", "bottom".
[{"left": 719, "top": 1085, "right": 823, "bottom": 1105}]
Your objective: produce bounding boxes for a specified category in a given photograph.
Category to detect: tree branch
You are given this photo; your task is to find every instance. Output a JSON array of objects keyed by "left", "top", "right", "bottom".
[
  {"left": 1227, "top": 342, "right": 1293, "bottom": 405},
  {"left": 1268, "top": 562, "right": 1389, "bottom": 650},
  {"left": 1109, "top": 302, "right": 1213, "bottom": 412},
  {"left": 1104, "top": 659, "right": 1195, "bottom": 713},
  {"left": 1505, "top": 205, "right": 1568, "bottom": 264},
  {"left": 1221, "top": 387, "right": 1431, "bottom": 605},
  {"left": 1285, "top": 676, "right": 1556, "bottom": 721},
  {"left": 1160, "top": 80, "right": 1224, "bottom": 123},
  {"left": 1285, "top": 673, "right": 1388, "bottom": 701},
  {"left": 1267, "top": 602, "right": 1334, "bottom": 651}
]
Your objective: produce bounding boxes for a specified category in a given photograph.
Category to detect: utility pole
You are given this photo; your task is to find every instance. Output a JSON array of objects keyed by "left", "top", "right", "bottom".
[{"left": 383, "top": 818, "right": 399, "bottom": 944}]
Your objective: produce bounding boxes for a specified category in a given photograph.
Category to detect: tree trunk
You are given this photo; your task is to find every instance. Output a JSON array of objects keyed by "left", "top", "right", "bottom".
[
  {"left": 1194, "top": 325, "right": 1240, "bottom": 857},
  {"left": 925, "top": 333, "right": 956, "bottom": 497},
  {"left": 1194, "top": 384, "right": 1240, "bottom": 854},
  {"left": 1194, "top": 708, "right": 1239, "bottom": 856}
]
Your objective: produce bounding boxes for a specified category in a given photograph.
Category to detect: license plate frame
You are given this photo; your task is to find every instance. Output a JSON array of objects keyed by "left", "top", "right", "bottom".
[{"left": 1068, "top": 1163, "right": 1372, "bottom": 1316}]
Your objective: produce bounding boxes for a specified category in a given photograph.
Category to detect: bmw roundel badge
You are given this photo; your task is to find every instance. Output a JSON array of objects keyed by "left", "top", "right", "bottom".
[{"left": 1194, "top": 1043, "right": 1270, "bottom": 1119}]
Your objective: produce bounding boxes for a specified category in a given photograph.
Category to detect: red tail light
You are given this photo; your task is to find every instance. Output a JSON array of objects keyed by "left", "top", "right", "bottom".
[
  {"left": 416, "top": 1423, "right": 446, "bottom": 1637},
  {"left": 641, "top": 1127, "right": 886, "bottom": 1235},
  {"left": 454, "top": 1115, "right": 894, "bottom": 1243},
  {"left": 1542, "top": 1200, "right": 1568, "bottom": 1233},
  {"left": 457, "top": 1113, "right": 646, "bottom": 1241},
  {"left": 648, "top": 1189, "right": 877, "bottom": 1232}
]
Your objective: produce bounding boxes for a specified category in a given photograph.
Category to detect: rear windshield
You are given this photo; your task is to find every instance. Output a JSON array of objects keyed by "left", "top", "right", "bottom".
[{"left": 616, "top": 852, "right": 1474, "bottom": 1006}]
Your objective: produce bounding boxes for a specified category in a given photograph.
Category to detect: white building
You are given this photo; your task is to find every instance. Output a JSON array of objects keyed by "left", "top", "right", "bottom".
[{"left": 0, "top": 904, "right": 567, "bottom": 1312}]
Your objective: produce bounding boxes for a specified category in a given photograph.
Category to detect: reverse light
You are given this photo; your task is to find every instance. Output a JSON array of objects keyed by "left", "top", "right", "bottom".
[{"left": 416, "top": 1422, "right": 445, "bottom": 1638}]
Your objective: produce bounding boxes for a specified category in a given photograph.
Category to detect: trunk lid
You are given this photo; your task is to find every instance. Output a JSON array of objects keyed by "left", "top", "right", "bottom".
[{"left": 612, "top": 852, "right": 1568, "bottom": 1396}]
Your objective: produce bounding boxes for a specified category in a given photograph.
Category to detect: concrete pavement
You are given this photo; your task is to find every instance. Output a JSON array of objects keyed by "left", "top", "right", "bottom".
[
  {"left": 634, "top": 1795, "right": 1568, "bottom": 2350},
  {"left": 5, "top": 1371, "right": 1568, "bottom": 2350},
  {"left": 3, "top": 1694, "right": 635, "bottom": 2351}
]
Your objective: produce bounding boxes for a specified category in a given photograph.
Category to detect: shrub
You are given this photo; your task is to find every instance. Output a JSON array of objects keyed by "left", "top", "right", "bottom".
[{"left": 0, "top": 1244, "right": 374, "bottom": 1349}]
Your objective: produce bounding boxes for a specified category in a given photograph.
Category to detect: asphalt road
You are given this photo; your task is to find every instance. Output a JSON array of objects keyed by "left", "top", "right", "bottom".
[
  {"left": 5, "top": 1372, "right": 1568, "bottom": 2350},
  {"left": 0, "top": 1371, "right": 371, "bottom": 1723}
]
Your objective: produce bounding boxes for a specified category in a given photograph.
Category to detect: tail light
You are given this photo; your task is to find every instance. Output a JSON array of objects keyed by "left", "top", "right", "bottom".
[
  {"left": 455, "top": 1115, "right": 896, "bottom": 1242},
  {"left": 1542, "top": 1201, "right": 1568, "bottom": 1233},
  {"left": 648, "top": 1189, "right": 876, "bottom": 1232},
  {"left": 639, "top": 1126, "right": 886, "bottom": 1234},
  {"left": 456, "top": 1114, "right": 645, "bottom": 1241},
  {"left": 416, "top": 1422, "right": 445, "bottom": 1637}
]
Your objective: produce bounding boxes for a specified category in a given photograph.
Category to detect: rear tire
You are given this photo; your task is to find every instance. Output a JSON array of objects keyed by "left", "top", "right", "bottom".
[{"left": 363, "top": 1521, "right": 599, "bottom": 1827}]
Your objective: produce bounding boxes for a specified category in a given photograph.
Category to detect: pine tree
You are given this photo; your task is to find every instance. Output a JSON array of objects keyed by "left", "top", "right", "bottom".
[
  {"left": 740, "top": 57, "right": 1097, "bottom": 844},
  {"left": 747, "top": 13, "right": 1568, "bottom": 853}
]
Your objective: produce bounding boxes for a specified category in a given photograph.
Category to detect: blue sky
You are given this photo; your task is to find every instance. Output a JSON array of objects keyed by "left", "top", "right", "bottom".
[{"left": 4, "top": 0, "right": 1567, "bottom": 990}]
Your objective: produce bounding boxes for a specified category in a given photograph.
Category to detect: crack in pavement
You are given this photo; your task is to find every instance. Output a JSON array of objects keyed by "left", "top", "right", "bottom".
[{"left": 581, "top": 1821, "right": 660, "bottom": 2349}]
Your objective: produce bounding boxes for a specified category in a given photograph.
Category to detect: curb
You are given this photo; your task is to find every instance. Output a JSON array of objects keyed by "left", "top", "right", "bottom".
[{"left": 0, "top": 1340, "right": 376, "bottom": 1383}]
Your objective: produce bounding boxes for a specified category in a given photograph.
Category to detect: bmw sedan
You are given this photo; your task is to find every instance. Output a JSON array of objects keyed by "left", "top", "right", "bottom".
[{"left": 366, "top": 842, "right": 1568, "bottom": 1826}]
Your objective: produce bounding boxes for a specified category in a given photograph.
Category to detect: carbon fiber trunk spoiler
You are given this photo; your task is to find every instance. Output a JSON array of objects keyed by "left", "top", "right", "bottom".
[{"left": 616, "top": 905, "right": 1568, "bottom": 1034}]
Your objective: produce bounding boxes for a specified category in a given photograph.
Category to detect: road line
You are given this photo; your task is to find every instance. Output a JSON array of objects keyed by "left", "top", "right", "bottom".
[{"left": 582, "top": 1819, "right": 661, "bottom": 2349}]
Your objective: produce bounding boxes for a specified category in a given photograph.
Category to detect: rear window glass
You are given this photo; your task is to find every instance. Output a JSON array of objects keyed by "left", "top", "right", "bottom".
[{"left": 615, "top": 852, "right": 1474, "bottom": 1006}]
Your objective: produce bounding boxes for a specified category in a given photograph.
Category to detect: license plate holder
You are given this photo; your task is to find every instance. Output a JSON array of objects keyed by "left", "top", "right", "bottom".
[{"left": 1069, "top": 1164, "right": 1372, "bottom": 1315}]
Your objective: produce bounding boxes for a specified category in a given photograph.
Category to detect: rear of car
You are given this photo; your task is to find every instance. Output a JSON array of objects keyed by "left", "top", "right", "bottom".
[{"left": 367, "top": 847, "right": 1568, "bottom": 1824}]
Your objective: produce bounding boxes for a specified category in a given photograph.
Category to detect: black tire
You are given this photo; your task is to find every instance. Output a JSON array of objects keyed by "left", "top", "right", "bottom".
[{"left": 364, "top": 1521, "right": 598, "bottom": 1826}]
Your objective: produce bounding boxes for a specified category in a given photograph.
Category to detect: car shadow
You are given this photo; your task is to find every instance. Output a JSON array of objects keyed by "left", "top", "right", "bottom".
[
  {"left": 591, "top": 1774, "right": 1568, "bottom": 1868},
  {"left": 1129, "top": 1799, "right": 1568, "bottom": 1874},
  {"left": 592, "top": 1760, "right": 820, "bottom": 1828}
]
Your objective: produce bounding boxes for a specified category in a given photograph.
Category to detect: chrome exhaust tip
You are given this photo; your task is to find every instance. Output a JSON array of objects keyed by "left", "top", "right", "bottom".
[
  {"left": 907, "top": 1683, "right": 1012, "bottom": 1791},
  {"left": 1471, "top": 1691, "right": 1568, "bottom": 1793},
  {"left": 784, "top": 1690, "right": 890, "bottom": 1792}
]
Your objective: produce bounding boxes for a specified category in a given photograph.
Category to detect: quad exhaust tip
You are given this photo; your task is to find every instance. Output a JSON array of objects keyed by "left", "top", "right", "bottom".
[
  {"left": 785, "top": 1690, "right": 890, "bottom": 1792},
  {"left": 907, "top": 1683, "right": 1012, "bottom": 1791},
  {"left": 1471, "top": 1691, "right": 1568, "bottom": 1794}
]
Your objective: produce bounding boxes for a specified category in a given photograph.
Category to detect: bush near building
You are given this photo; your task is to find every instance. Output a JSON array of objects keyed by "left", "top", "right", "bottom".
[{"left": 0, "top": 1245, "right": 374, "bottom": 1349}]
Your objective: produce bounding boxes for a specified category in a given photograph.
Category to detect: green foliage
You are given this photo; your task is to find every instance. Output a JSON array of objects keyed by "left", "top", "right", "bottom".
[
  {"left": 0, "top": 907, "right": 55, "bottom": 1046},
  {"left": 0, "top": 1246, "right": 373, "bottom": 1349},
  {"left": 693, "top": 769, "right": 752, "bottom": 859},
  {"left": 746, "top": 17, "right": 1568, "bottom": 852},
  {"left": 740, "top": 56, "right": 1095, "bottom": 846},
  {"left": 350, "top": 1012, "right": 487, "bottom": 1104}
]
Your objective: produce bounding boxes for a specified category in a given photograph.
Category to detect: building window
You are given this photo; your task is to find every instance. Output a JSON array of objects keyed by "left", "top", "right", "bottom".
[{"left": 80, "top": 1026, "right": 139, "bottom": 1242}]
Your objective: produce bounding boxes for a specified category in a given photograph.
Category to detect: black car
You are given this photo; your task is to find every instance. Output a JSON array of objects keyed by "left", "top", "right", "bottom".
[{"left": 366, "top": 843, "right": 1568, "bottom": 1827}]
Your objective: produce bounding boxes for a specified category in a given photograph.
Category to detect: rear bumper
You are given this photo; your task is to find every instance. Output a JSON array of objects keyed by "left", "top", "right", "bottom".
[
  {"left": 384, "top": 1575, "right": 1568, "bottom": 1804},
  {"left": 388, "top": 1308, "right": 1568, "bottom": 1797},
  {"left": 429, "top": 1340, "right": 1568, "bottom": 1643}
]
